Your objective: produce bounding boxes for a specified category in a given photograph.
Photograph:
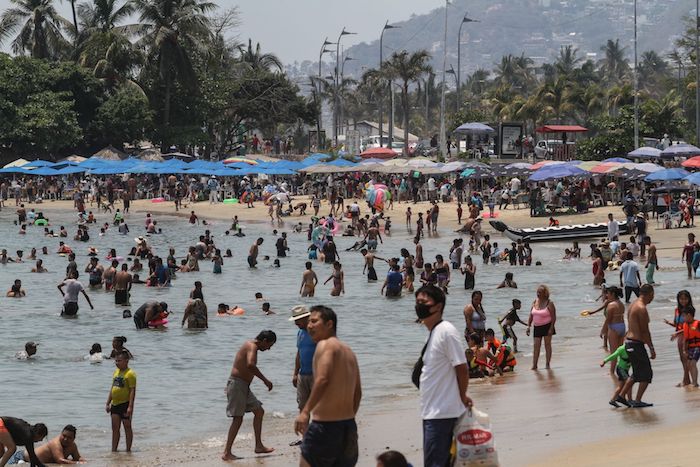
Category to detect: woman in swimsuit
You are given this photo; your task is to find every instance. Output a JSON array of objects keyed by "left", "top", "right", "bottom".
[
  {"left": 434, "top": 255, "right": 450, "bottom": 293},
  {"left": 461, "top": 255, "right": 476, "bottom": 290},
  {"left": 400, "top": 248, "right": 415, "bottom": 292},
  {"left": 590, "top": 286, "right": 625, "bottom": 375},
  {"left": 463, "top": 290, "right": 486, "bottom": 341},
  {"left": 592, "top": 249, "right": 605, "bottom": 286},
  {"left": 665, "top": 290, "right": 694, "bottom": 386},
  {"left": 526, "top": 285, "right": 557, "bottom": 370},
  {"left": 324, "top": 261, "right": 344, "bottom": 296}
]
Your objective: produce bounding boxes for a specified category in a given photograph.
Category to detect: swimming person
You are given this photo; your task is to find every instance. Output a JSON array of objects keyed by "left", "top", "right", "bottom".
[
  {"left": 106, "top": 351, "right": 136, "bottom": 451},
  {"left": 222, "top": 330, "right": 276, "bottom": 460},
  {"left": 295, "top": 306, "right": 361, "bottom": 467},
  {"left": 57, "top": 270, "right": 94, "bottom": 316}
]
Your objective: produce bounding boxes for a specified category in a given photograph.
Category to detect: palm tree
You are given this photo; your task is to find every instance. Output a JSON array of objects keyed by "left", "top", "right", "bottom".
[
  {"left": 555, "top": 45, "right": 581, "bottom": 79},
  {"left": 537, "top": 76, "right": 574, "bottom": 123},
  {"left": 599, "top": 39, "right": 629, "bottom": 85},
  {"left": 638, "top": 50, "right": 669, "bottom": 97},
  {"left": 237, "top": 38, "right": 282, "bottom": 72},
  {"left": 0, "top": 0, "right": 70, "bottom": 59},
  {"left": 134, "top": 0, "right": 216, "bottom": 133},
  {"left": 382, "top": 50, "right": 431, "bottom": 156},
  {"left": 466, "top": 68, "right": 489, "bottom": 96}
]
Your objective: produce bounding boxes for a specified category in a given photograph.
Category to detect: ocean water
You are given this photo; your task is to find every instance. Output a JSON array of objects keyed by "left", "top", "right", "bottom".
[{"left": 0, "top": 207, "right": 694, "bottom": 461}]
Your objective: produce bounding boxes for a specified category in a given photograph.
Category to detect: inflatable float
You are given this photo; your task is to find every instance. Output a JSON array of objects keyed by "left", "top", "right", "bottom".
[{"left": 489, "top": 220, "right": 628, "bottom": 243}]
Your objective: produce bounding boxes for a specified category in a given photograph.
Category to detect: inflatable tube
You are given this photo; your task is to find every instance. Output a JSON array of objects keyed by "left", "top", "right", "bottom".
[
  {"left": 232, "top": 307, "right": 245, "bottom": 316},
  {"left": 320, "top": 219, "right": 341, "bottom": 235},
  {"left": 106, "top": 256, "right": 125, "bottom": 262},
  {"left": 148, "top": 319, "right": 168, "bottom": 327},
  {"left": 311, "top": 225, "right": 328, "bottom": 247},
  {"left": 151, "top": 197, "right": 165, "bottom": 203},
  {"left": 34, "top": 219, "right": 48, "bottom": 226},
  {"left": 223, "top": 198, "right": 238, "bottom": 204}
]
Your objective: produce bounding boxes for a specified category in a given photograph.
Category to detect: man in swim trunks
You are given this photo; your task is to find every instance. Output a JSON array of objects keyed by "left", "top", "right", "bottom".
[
  {"left": 85, "top": 257, "right": 104, "bottom": 288},
  {"left": 8, "top": 424, "right": 83, "bottom": 465},
  {"left": 248, "top": 238, "right": 263, "bottom": 268},
  {"left": 364, "top": 225, "right": 382, "bottom": 252},
  {"left": 103, "top": 260, "right": 119, "bottom": 291},
  {"left": 300, "top": 262, "right": 318, "bottom": 297},
  {"left": 114, "top": 264, "right": 132, "bottom": 306},
  {"left": 643, "top": 236, "right": 658, "bottom": 285},
  {"left": 361, "top": 249, "right": 385, "bottom": 282},
  {"left": 222, "top": 330, "right": 276, "bottom": 460},
  {"left": 291, "top": 306, "right": 316, "bottom": 421},
  {"left": 0, "top": 416, "right": 47, "bottom": 467},
  {"left": 620, "top": 284, "right": 656, "bottom": 408},
  {"left": 57, "top": 270, "right": 93, "bottom": 316},
  {"left": 295, "top": 306, "right": 361, "bottom": 467}
]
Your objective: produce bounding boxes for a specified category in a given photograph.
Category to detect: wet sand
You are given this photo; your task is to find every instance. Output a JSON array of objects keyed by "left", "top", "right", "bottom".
[{"left": 13, "top": 196, "right": 700, "bottom": 466}]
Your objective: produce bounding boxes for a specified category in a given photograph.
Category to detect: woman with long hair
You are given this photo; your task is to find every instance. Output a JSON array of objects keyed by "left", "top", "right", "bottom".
[
  {"left": 665, "top": 290, "right": 694, "bottom": 386},
  {"left": 527, "top": 285, "right": 557, "bottom": 370}
]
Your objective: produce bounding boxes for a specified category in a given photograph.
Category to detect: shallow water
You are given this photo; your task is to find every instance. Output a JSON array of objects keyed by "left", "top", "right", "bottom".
[{"left": 0, "top": 208, "right": 696, "bottom": 463}]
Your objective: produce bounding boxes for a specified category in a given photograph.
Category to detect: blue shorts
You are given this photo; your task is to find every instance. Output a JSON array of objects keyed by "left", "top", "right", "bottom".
[
  {"left": 615, "top": 365, "right": 630, "bottom": 382},
  {"left": 7, "top": 450, "right": 25, "bottom": 464},
  {"left": 688, "top": 347, "right": 700, "bottom": 361},
  {"left": 367, "top": 239, "right": 378, "bottom": 250},
  {"left": 301, "top": 419, "right": 358, "bottom": 467}
]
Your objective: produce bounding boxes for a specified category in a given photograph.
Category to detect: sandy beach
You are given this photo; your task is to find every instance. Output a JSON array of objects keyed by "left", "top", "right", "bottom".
[{"left": 8, "top": 195, "right": 700, "bottom": 467}]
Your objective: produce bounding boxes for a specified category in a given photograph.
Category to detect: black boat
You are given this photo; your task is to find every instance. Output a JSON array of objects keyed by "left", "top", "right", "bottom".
[{"left": 489, "top": 220, "right": 628, "bottom": 242}]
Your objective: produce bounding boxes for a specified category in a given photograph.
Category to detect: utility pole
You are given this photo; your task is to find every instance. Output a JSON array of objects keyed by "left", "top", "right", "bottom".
[
  {"left": 633, "top": 0, "right": 639, "bottom": 149},
  {"left": 318, "top": 38, "right": 334, "bottom": 150},
  {"left": 696, "top": 0, "right": 699, "bottom": 145},
  {"left": 334, "top": 27, "right": 355, "bottom": 148},
  {"left": 457, "top": 13, "right": 478, "bottom": 104},
  {"left": 379, "top": 21, "right": 398, "bottom": 147}
]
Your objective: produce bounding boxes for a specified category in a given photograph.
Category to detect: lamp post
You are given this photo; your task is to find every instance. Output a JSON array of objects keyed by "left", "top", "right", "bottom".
[
  {"left": 379, "top": 21, "right": 398, "bottom": 148},
  {"left": 633, "top": 0, "right": 639, "bottom": 149},
  {"left": 318, "top": 38, "right": 335, "bottom": 149},
  {"left": 340, "top": 56, "right": 355, "bottom": 137},
  {"left": 334, "top": 27, "right": 356, "bottom": 147},
  {"left": 457, "top": 13, "right": 478, "bottom": 101},
  {"left": 696, "top": 0, "right": 699, "bottom": 145},
  {"left": 439, "top": 0, "right": 449, "bottom": 159}
]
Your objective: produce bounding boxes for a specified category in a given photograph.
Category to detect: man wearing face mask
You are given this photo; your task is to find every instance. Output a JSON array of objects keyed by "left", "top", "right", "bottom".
[{"left": 415, "top": 284, "right": 472, "bottom": 467}]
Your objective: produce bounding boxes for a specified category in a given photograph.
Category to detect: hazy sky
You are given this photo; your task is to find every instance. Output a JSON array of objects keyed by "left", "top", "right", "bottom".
[{"left": 0, "top": 0, "right": 444, "bottom": 63}]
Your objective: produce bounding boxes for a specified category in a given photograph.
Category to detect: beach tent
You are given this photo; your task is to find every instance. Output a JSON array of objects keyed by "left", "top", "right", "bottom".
[
  {"left": 93, "top": 145, "right": 129, "bottom": 160},
  {"left": 644, "top": 168, "right": 689, "bottom": 182}
]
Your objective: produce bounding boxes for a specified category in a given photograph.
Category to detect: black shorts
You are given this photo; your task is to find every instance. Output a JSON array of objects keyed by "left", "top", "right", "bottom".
[
  {"left": 62, "top": 302, "right": 79, "bottom": 316},
  {"left": 301, "top": 419, "right": 358, "bottom": 467},
  {"left": 115, "top": 289, "right": 129, "bottom": 305},
  {"left": 533, "top": 323, "right": 555, "bottom": 338},
  {"left": 247, "top": 256, "right": 257, "bottom": 268},
  {"left": 626, "top": 341, "right": 653, "bottom": 383},
  {"left": 110, "top": 402, "right": 130, "bottom": 419}
]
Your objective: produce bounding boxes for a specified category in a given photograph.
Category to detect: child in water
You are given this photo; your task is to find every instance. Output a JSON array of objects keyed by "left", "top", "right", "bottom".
[
  {"left": 107, "top": 350, "right": 137, "bottom": 451},
  {"left": 600, "top": 344, "right": 633, "bottom": 407},
  {"left": 498, "top": 299, "right": 527, "bottom": 352}
]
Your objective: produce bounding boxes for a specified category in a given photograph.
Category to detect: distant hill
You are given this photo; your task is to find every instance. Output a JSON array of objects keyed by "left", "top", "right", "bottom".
[{"left": 285, "top": 0, "right": 695, "bottom": 82}]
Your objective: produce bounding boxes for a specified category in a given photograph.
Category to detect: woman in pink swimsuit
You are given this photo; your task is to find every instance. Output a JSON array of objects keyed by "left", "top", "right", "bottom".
[{"left": 526, "top": 284, "right": 557, "bottom": 370}]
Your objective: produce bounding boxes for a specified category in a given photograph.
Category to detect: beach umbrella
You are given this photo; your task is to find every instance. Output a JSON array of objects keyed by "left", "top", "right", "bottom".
[
  {"left": 223, "top": 157, "right": 258, "bottom": 165},
  {"left": 588, "top": 161, "right": 623, "bottom": 173},
  {"left": 440, "top": 161, "right": 468, "bottom": 172},
  {"left": 3, "top": 158, "right": 30, "bottom": 168},
  {"left": 0, "top": 166, "right": 30, "bottom": 173},
  {"left": 660, "top": 144, "right": 700, "bottom": 159},
  {"left": 609, "top": 168, "right": 648, "bottom": 181},
  {"left": 326, "top": 158, "right": 356, "bottom": 167},
  {"left": 685, "top": 172, "right": 700, "bottom": 185},
  {"left": 459, "top": 168, "right": 476, "bottom": 177},
  {"left": 93, "top": 145, "right": 129, "bottom": 160},
  {"left": 407, "top": 157, "right": 438, "bottom": 167},
  {"left": 602, "top": 157, "right": 631, "bottom": 163},
  {"left": 681, "top": 156, "right": 700, "bottom": 168},
  {"left": 528, "top": 164, "right": 587, "bottom": 181},
  {"left": 651, "top": 183, "right": 690, "bottom": 192},
  {"left": 360, "top": 147, "right": 398, "bottom": 159},
  {"left": 627, "top": 147, "right": 661, "bottom": 159},
  {"left": 162, "top": 152, "right": 195, "bottom": 161},
  {"left": 624, "top": 162, "right": 663, "bottom": 173},
  {"left": 359, "top": 158, "right": 389, "bottom": 165},
  {"left": 644, "top": 168, "right": 689, "bottom": 182},
  {"left": 529, "top": 160, "right": 564, "bottom": 170},
  {"left": 24, "top": 160, "right": 54, "bottom": 168},
  {"left": 505, "top": 162, "right": 533, "bottom": 169},
  {"left": 577, "top": 161, "right": 600, "bottom": 171},
  {"left": 453, "top": 122, "right": 495, "bottom": 134},
  {"left": 54, "top": 166, "right": 87, "bottom": 175},
  {"left": 26, "top": 167, "right": 59, "bottom": 176}
]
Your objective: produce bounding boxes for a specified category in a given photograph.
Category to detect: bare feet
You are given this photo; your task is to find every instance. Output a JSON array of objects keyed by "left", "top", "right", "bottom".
[
  {"left": 255, "top": 446, "right": 275, "bottom": 454},
  {"left": 531, "top": 366, "right": 538, "bottom": 370},
  {"left": 222, "top": 453, "right": 241, "bottom": 461}
]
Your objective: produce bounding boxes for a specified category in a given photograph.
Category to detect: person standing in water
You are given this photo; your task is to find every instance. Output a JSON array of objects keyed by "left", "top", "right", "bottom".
[
  {"left": 114, "top": 264, "right": 132, "bottom": 306},
  {"left": 57, "top": 270, "right": 93, "bottom": 316},
  {"left": 324, "top": 262, "right": 344, "bottom": 296},
  {"left": 300, "top": 262, "right": 318, "bottom": 297},
  {"left": 526, "top": 285, "right": 557, "bottom": 370},
  {"left": 248, "top": 238, "right": 263, "bottom": 268},
  {"left": 643, "top": 236, "right": 658, "bottom": 284},
  {"left": 461, "top": 255, "right": 476, "bottom": 290},
  {"left": 106, "top": 351, "right": 136, "bottom": 452},
  {"left": 620, "top": 284, "right": 655, "bottom": 407},
  {"left": 222, "top": 330, "right": 276, "bottom": 461},
  {"left": 295, "top": 306, "right": 361, "bottom": 467}
]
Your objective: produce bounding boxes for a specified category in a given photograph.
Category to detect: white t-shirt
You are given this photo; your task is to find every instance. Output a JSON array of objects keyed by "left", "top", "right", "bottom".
[
  {"left": 428, "top": 178, "right": 436, "bottom": 191},
  {"left": 510, "top": 177, "right": 521, "bottom": 192},
  {"left": 62, "top": 279, "right": 84, "bottom": 303},
  {"left": 420, "top": 320, "right": 467, "bottom": 420},
  {"left": 628, "top": 242, "right": 640, "bottom": 258}
]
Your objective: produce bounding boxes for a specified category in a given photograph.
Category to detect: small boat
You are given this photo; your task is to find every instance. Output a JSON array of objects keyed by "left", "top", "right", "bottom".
[{"left": 489, "top": 220, "right": 628, "bottom": 242}]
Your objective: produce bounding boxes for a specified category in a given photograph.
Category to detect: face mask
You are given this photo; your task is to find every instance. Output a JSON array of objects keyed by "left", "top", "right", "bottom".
[{"left": 415, "top": 303, "right": 434, "bottom": 320}]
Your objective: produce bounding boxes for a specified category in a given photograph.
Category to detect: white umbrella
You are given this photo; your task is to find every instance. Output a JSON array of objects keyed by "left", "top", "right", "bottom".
[
  {"left": 440, "top": 161, "right": 468, "bottom": 172},
  {"left": 407, "top": 158, "right": 438, "bottom": 168},
  {"left": 3, "top": 158, "right": 30, "bottom": 168}
]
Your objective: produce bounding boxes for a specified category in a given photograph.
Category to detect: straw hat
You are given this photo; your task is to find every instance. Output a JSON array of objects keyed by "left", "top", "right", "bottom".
[{"left": 289, "top": 305, "right": 311, "bottom": 321}]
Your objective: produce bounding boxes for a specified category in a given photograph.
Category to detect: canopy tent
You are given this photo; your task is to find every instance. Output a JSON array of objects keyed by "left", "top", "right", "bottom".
[
  {"left": 360, "top": 147, "right": 398, "bottom": 159},
  {"left": 644, "top": 168, "right": 689, "bottom": 182},
  {"left": 23, "top": 160, "right": 54, "bottom": 168},
  {"left": 25, "top": 167, "right": 59, "bottom": 176},
  {"left": 58, "top": 155, "right": 87, "bottom": 163},
  {"left": 453, "top": 122, "right": 495, "bottom": 134},
  {"left": 535, "top": 125, "right": 588, "bottom": 133},
  {"left": 93, "top": 145, "right": 129, "bottom": 160},
  {"left": 660, "top": 144, "right": 700, "bottom": 159},
  {"left": 627, "top": 147, "right": 662, "bottom": 160},
  {"left": 326, "top": 158, "right": 356, "bottom": 167},
  {"left": 223, "top": 157, "right": 258, "bottom": 165},
  {"left": 138, "top": 149, "right": 164, "bottom": 162}
]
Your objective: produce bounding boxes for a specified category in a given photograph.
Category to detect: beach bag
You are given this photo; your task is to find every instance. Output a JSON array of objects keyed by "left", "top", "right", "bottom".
[
  {"left": 411, "top": 321, "right": 441, "bottom": 389},
  {"left": 452, "top": 407, "right": 499, "bottom": 466}
]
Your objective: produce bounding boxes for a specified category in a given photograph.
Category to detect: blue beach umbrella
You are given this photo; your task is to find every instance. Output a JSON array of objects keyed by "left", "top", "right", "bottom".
[
  {"left": 528, "top": 164, "right": 587, "bottom": 182},
  {"left": 684, "top": 172, "right": 700, "bottom": 186},
  {"left": 644, "top": 168, "right": 689, "bottom": 182},
  {"left": 602, "top": 157, "right": 631, "bottom": 163},
  {"left": 627, "top": 147, "right": 662, "bottom": 159},
  {"left": 660, "top": 144, "right": 700, "bottom": 159}
]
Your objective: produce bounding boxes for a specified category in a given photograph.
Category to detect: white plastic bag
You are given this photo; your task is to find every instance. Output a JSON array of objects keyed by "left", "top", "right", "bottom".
[{"left": 452, "top": 407, "right": 499, "bottom": 466}]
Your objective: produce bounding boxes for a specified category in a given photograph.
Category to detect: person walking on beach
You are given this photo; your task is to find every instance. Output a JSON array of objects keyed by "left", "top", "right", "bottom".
[
  {"left": 526, "top": 285, "right": 556, "bottom": 370},
  {"left": 300, "top": 262, "right": 318, "bottom": 297},
  {"left": 682, "top": 233, "right": 698, "bottom": 279},
  {"left": 643, "top": 236, "right": 658, "bottom": 284},
  {"left": 106, "top": 351, "right": 136, "bottom": 452},
  {"left": 619, "top": 252, "right": 641, "bottom": 303},
  {"left": 222, "top": 330, "right": 276, "bottom": 461},
  {"left": 295, "top": 305, "right": 361, "bottom": 467},
  {"left": 620, "top": 284, "right": 655, "bottom": 407},
  {"left": 57, "top": 270, "right": 93, "bottom": 316},
  {"left": 607, "top": 213, "right": 619, "bottom": 241},
  {"left": 414, "top": 285, "right": 471, "bottom": 467}
]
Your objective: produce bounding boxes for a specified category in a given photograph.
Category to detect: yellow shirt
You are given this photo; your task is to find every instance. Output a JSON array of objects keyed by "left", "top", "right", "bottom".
[{"left": 111, "top": 368, "right": 136, "bottom": 406}]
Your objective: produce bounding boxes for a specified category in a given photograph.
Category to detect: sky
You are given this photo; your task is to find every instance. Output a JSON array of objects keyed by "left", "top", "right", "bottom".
[{"left": 0, "top": 0, "right": 444, "bottom": 63}]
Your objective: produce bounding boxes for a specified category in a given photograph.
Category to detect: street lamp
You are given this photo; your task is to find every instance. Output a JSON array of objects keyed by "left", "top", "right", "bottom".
[
  {"left": 696, "top": 0, "right": 699, "bottom": 145},
  {"left": 339, "top": 56, "right": 355, "bottom": 138},
  {"left": 341, "top": 56, "right": 355, "bottom": 78},
  {"left": 317, "top": 38, "right": 335, "bottom": 146},
  {"left": 457, "top": 13, "right": 478, "bottom": 100},
  {"left": 633, "top": 0, "right": 639, "bottom": 149},
  {"left": 334, "top": 27, "right": 356, "bottom": 147},
  {"left": 439, "top": 0, "right": 449, "bottom": 159},
  {"left": 379, "top": 20, "right": 399, "bottom": 148}
]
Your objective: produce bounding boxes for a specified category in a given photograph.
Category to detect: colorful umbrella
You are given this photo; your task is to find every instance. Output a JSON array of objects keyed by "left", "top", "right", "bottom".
[
  {"left": 360, "top": 147, "right": 398, "bottom": 159},
  {"left": 681, "top": 156, "right": 700, "bottom": 168},
  {"left": 223, "top": 157, "right": 258, "bottom": 165}
]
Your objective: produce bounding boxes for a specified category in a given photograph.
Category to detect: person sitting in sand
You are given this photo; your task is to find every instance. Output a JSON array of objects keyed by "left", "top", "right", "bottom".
[
  {"left": 6, "top": 279, "right": 26, "bottom": 297},
  {"left": 497, "top": 272, "right": 517, "bottom": 289}
]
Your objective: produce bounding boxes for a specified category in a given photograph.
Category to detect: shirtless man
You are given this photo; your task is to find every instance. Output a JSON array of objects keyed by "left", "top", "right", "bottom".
[
  {"left": 85, "top": 257, "right": 104, "bottom": 288},
  {"left": 300, "top": 262, "right": 318, "bottom": 297},
  {"left": 103, "top": 260, "right": 118, "bottom": 292},
  {"left": 11, "top": 425, "right": 83, "bottom": 465},
  {"left": 295, "top": 306, "right": 361, "bottom": 467},
  {"left": 620, "top": 284, "right": 656, "bottom": 408},
  {"left": 361, "top": 249, "right": 385, "bottom": 282},
  {"left": 364, "top": 226, "right": 383, "bottom": 252},
  {"left": 114, "top": 264, "right": 132, "bottom": 306},
  {"left": 248, "top": 238, "right": 263, "bottom": 268},
  {"left": 222, "top": 330, "right": 276, "bottom": 460},
  {"left": 643, "top": 236, "right": 658, "bottom": 285}
]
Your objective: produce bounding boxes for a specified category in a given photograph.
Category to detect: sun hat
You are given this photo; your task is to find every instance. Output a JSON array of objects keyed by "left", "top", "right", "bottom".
[{"left": 289, "top": 305, "right": 311, "bottom": 321}]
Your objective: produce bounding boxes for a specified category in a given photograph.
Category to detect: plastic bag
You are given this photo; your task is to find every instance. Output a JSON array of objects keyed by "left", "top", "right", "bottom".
[{"left": 452, "top": 407, "right": 499, "bottom": 466}]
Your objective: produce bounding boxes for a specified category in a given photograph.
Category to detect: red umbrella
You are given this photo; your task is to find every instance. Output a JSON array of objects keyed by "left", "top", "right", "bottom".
[
  {"left": 681, "top": 156, "right": 700, "bottom": 168},
  {"left": 360, "top": 147, "right": 398, "bottom": 159}
]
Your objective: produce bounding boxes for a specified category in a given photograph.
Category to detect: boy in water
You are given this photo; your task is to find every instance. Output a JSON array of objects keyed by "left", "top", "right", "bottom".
[
  {"left": 498, "top": 299, "right": 527, "bottom": 352},
  {"left": 600, "top": 344, "right": 633, "bottom": 407},
  {"left": 106, "top": 351, "right": 136, "bottom": 451}
]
